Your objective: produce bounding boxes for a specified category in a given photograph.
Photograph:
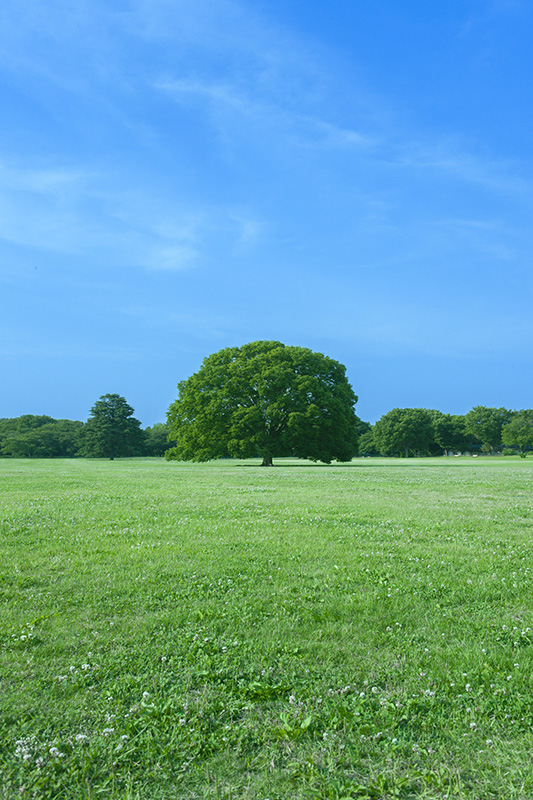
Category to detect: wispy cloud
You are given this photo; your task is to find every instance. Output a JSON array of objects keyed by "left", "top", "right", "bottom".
[
  {"left": 156, "top": 76, "right": 374, "bottom": 153},
  {"left": 390, "top": 141, "right": 530, "bottom": 195},
  {"left": 0, "top": 163, "right": 265, "bottom": 273}
]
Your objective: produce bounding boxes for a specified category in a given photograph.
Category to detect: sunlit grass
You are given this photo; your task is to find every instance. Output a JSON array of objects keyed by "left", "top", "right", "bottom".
[{"left": 1, "top": 456, "right": 532, "bottom": 798}]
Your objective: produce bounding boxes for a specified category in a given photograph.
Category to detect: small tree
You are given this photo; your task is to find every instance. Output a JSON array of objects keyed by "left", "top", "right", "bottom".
[
  {"left": 464, "top": 406, "right": 512, "bottom": 454},
  {"left": 502, "top": 410, "right": 533, "bottom": 453},
  {"left": 373, "top": 408, "right": 436, "bottom": 457},
  {"left": 433, "top": 414, "right": 468, "bottom": 455},
  {"left": 144, "top": 423, "right": 176, "bottom": 457},
  {"left": 357, "top": 428, "right": 377, "bottom": 456},
  {"left": 83, "top": 394, "right": 145, "bottom": 460},
  {"left": 166, "top": 341, "right": 359, "bottom": 465}
]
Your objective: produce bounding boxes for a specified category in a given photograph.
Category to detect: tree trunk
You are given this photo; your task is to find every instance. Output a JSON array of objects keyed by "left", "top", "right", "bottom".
[{"left": 261, "top": 455, "right": 274, "bottom": 466}]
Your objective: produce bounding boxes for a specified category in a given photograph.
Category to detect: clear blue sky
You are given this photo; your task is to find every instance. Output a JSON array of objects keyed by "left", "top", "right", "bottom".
[{"left": 1, "top": 0, "right": 532, "bottom": 426}]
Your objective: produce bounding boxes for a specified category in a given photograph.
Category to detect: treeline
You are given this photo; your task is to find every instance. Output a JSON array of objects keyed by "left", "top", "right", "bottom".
[
  {"left": 358, "top": 406, "right": 533, "bottom": 457},
  {"left": 0, "top": 415, "right": 174, "bottom": 459},
  {"left": 1, "top": 402, "right": 532, "bottom": 460}
]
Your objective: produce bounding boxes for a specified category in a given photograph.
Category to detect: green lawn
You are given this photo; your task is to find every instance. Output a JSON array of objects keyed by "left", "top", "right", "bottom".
[{"left": 1, "top": 457, "right": 532, "bottom": 799}]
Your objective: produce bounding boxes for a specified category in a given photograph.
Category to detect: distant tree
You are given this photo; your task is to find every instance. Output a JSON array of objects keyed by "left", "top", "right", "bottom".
[
  {"left": 48, "top": 420, "right": 85, "bottom": 457},
  {"left": 464, "top": 406, "right": 512, "bottom": 454},
  {"left": 373, "top": 408, "right": 436, "bottom": 457},
  {"left": 15, "top": 415, "right": 56, "bottom": 430},
  {"left": 144, "top": 423, "right": 176, "bottom": 457},
  {"left": 1, "top": 430, "right": 37, "bottom": 458},
  {"left": 166, "top": 341, "right": 359, "bottom": 465},
  {"left": 501, "top": 410, "right": 533, "bottom": 453},
  {"left": 357, "top": 428, "right": 378, "bottom": 456},
  {"left": 83, "top": 394, "right": 145, "bottom": 460},
  {"left": 355, "top": 418, "right": 372, "bottom": 438},
  {"left": 433, "top": 414, "right": 468, "bottom": 455},
  {"left": 1, "top": 417, "right": 84, "bottom": 458}
]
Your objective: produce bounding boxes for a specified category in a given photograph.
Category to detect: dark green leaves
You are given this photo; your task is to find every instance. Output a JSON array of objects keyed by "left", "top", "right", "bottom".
[{"left": 166, "top": 341, "right": 359, "bottom": 464}]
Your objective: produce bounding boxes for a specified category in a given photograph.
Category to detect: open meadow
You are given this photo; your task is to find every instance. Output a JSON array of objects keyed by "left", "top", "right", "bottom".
[{"left": 1, "top": 456, "right": 533, "bottom": 799}]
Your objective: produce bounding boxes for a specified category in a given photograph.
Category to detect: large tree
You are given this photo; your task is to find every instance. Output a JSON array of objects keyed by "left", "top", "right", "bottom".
[
  {"left": 166, "top": 341, "right": 359, "bottom": 465},
  {"left": 83, "top": 394, "right": 145, "bottom": 460},
  {"left": 373, "top": 408, "right": 436, "bottom": 457}
]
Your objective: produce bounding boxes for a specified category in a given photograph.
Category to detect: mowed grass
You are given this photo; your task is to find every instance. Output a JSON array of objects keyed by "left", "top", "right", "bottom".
[{"left": 1, "top": 457, "right": 533, "bottom": 799}]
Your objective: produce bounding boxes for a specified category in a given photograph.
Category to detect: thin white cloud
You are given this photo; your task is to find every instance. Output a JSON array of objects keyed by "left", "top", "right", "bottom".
[
  {"left": 0, "top": 161, "right": 266, "bottom": 273},
  {"left": 156, "top": 76, "right": 374, "bottom": 153},
  {"left": 387, "top": 139, "right": 531, "bottom": 196},
  {"left": 156, "top": 78, "right": 244, "bottom": 108}
]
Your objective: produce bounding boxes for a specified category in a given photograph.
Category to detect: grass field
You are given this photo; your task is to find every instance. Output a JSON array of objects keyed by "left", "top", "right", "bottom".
[{"left": 1, "top": 456, "right": 533, "bottom": 799}]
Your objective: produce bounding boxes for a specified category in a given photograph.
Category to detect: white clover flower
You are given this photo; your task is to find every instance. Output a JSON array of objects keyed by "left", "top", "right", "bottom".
[
  {"left": 75, "top": 734, "right": 88, "bottom": 743},
  {"left": 102, "top": 728, "right": 115, "bottom": 736},
  {"left": 142, "top": 692, "right": 150, "bottom": 701}
]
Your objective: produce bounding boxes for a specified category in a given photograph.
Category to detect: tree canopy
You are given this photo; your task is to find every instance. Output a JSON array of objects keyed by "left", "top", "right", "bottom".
[
  {"left": 166, "top": 341, "right": 359, "bottom": 465},
  {"left": 502, "top": 410, "right": 533, "bottom": 453},
  {"left": 83, "top": 394, "right": 145, "bottom": 460},
  {"left": 373, "top": 408, "right": 436, "bottom": 457},
  {"left": 0, "top": 416, "right": 84, "bottom": 458},
  {"left": 144, "top": 423, "right": 176, "bottom": 457},
  {"left": 464, "top": 406, "right": 512, "bottom": 454},
  {"left": 433, "top": 413, "right": 469, "bottom": 455}
]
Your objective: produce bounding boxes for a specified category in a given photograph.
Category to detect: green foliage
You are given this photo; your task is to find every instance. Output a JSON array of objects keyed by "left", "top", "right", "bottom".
[
  {"left": 143, "top": 423, "right": 175, "bottom": 457},
  {"left": 373, "top": 408, "right": 436, "bottom": 457},
  {"left": 0, "top": 417, "right": 84, "bottom": 458},
  {"left": 433, "top": 413, "right": 468, "bottom": 454},
  {"left": 464, "top": 406, "right": 512, "bottom": 454},
  {"left": 167, "top": 340, "right": 360, "bottom": 465},
  {"left": 502, "top": 410, "right": 533, "bottom": 453},
  {"left": 357, "top": 428, "right": 377, "bottom": 456},
  {"left": 83, "top": 394, "right": 145, "bottom": 460}
]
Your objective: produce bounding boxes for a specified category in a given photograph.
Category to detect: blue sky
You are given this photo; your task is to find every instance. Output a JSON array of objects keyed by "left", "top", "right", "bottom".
[{"left": 1, "top": 0, "right": 532, "bottom": 426}]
